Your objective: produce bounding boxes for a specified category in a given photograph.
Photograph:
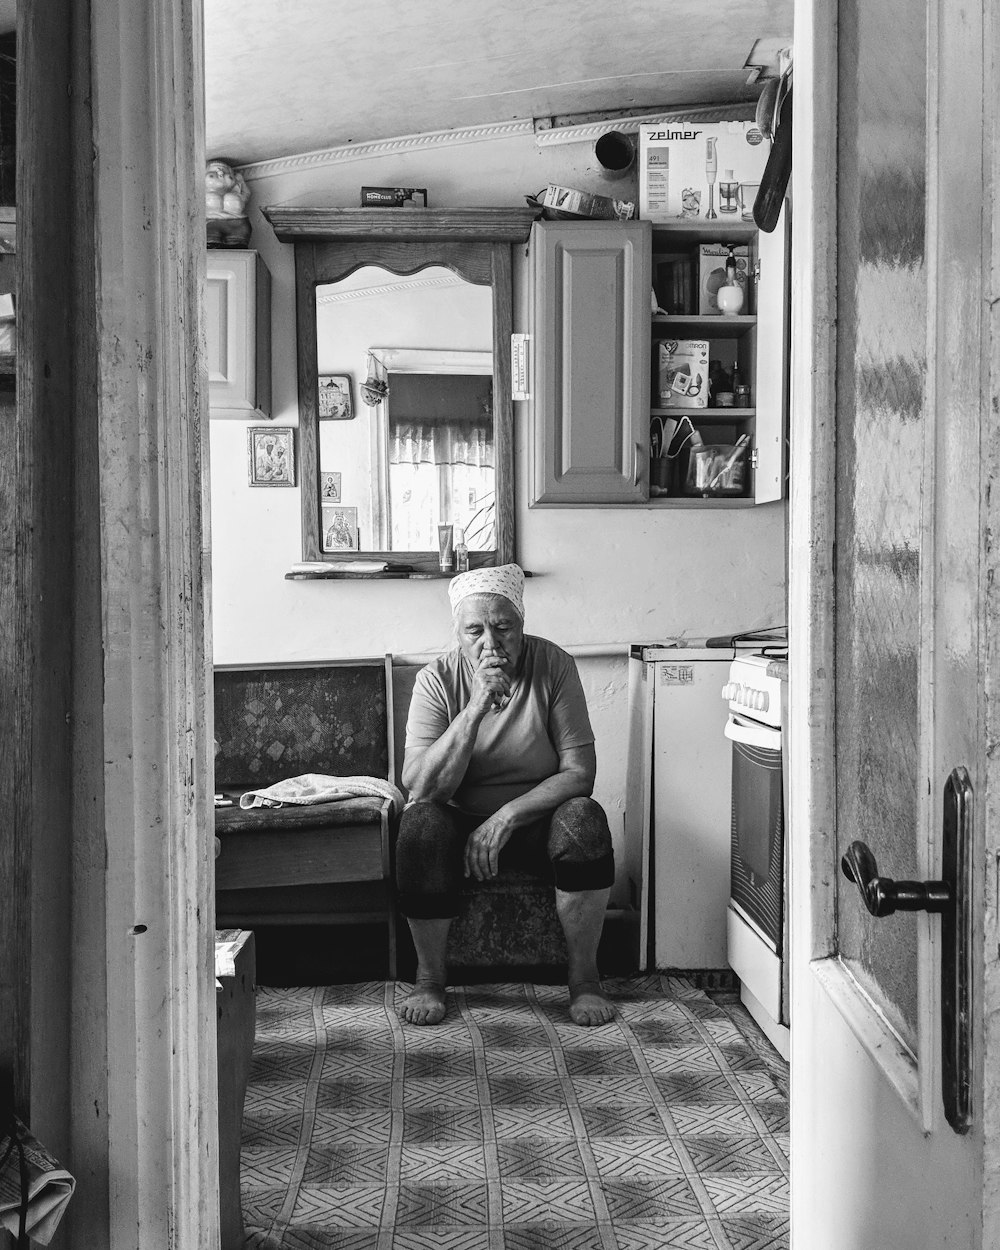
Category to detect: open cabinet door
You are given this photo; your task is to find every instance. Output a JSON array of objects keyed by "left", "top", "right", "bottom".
[
  {"left": 789, "top": 0, "right": 1000, "bottom": 1245},
  {"left": 751, "top": 204, "right": 789, "bottom": 506}
]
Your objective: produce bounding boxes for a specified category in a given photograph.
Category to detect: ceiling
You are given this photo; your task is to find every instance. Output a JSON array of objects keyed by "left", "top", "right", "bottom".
[{"left": 203, "top": 0, "right": 793, "bottom": 166}]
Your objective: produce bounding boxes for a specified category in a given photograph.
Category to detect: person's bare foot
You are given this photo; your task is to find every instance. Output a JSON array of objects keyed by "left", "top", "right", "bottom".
[
  {"left": 569, "top": 980, "right": 615, "bottom": 1026},
  {"left": 398, "top": 979, "right": 446, "bottom": 1026}
]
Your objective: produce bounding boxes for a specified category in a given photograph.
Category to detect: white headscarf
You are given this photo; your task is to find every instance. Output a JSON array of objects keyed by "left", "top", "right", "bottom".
[{"left": 447, "top": 563, "right": 525, "bottom": 619}]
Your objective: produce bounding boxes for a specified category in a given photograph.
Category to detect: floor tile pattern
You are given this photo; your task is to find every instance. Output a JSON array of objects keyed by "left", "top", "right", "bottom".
[{"left": 241, "top": 977, "right": 789, "bottom": 1248}]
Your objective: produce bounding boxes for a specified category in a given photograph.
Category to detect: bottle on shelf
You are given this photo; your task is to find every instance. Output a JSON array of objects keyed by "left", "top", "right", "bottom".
[
  {"left": 708, "top": 359, "right": 725, "bottom": 404},
  {"left": 453, "top": 526, "right": 469, "bottom": 573},
  {"left": 716, "top": 243, "right": 745, "bottom": 316}
]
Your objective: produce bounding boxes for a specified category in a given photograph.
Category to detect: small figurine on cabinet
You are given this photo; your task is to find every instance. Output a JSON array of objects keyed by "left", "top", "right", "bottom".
[{"left": 205, "top": 158, "right": 251, "bottom": 248}]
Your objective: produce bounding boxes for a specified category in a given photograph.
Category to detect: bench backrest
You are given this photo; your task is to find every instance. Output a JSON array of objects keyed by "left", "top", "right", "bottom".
[
  {"left": 214, "top": 658, "right": 392, "bottom": 789},
  {"left": 389, "top": 662, "right": 423, "bottom": 799}
]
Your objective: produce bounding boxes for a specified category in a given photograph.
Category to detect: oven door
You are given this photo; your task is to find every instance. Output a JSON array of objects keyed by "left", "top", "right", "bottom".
[{"left": 725, "top": 713, "right": 784, "bottom": 949}]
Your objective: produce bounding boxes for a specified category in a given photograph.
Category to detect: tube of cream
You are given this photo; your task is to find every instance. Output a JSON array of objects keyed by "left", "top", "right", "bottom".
[{"left": 437, "top": 523, "right": 454, "bottom": 573}]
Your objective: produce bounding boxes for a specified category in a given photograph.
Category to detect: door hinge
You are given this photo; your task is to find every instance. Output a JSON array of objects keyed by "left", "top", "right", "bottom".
[{"left": 750, "top": 447, "right": 759, "bottom": 470}]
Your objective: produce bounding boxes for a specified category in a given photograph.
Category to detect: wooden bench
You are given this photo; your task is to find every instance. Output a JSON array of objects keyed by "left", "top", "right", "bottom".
[{"left": 213, "top": 658, "right": 398, "bottom": 977}]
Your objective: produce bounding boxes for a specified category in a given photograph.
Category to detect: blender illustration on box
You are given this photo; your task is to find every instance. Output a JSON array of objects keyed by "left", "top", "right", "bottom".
[{"left": 639, "top": 122, "right": 769, "bottom": 222}]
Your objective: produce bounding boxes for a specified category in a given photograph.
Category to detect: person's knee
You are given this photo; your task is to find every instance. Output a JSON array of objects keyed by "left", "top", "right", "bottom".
[
  {"left": 397, "top": 799, "right": 452, "bottom": 853},
  {"left": 548, "top": 796, "right": 613, "bottom": 862},
  {"left": 547, "top": 797, "right": 615, "bottom": 892},
  {"left": 396, "top": 801, "right": 466, "bottom": 915}
]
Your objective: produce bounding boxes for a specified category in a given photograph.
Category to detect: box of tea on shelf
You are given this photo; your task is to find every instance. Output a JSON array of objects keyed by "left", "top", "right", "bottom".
[
  {"left": 697, "top": 243, "right": 751, "bottom": 314},
  {"left": 638, "top": 121, "right": 769, "bottom": 222},
  {"left": 657, "top": 339, "right": 710, "bottom": 408}
]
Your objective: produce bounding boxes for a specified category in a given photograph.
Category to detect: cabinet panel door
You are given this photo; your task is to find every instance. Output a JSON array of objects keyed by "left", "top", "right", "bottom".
[
  {"left": 532, "top": 221, "right": 651, "bottom": 503},
  {"left": 752, "top": 204, "right": 790, "bottom": 504},
  {"left": 206, "top": 251, "right": 271, "bottom": 418}
]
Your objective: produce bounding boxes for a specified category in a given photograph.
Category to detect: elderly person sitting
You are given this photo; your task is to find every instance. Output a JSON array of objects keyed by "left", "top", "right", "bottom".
[{"left": 396, "top": 564, "right": 615, "bottom": 1027}]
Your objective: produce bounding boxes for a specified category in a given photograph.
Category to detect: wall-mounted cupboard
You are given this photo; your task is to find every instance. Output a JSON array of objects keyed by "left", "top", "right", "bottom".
[
  {"left": 529, "top": 207, "right": 789, "bottom": 507},
  {"left": 205, "top": 250, "right": 272, "bottom": 418}
]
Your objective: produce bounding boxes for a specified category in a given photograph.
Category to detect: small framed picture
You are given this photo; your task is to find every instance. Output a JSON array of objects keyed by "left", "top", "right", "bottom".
[
  {"left": 320, "top": 471, "right": 342, "bottom": 502},
  {"left": 318, "top": 374, "right": 354, "bottom": 420},
  {"left": 322, "top": 504, "right": 359, "bottom": 552},
  {"left": 248, "top": 426, "right": 295, "bottom": 487}
]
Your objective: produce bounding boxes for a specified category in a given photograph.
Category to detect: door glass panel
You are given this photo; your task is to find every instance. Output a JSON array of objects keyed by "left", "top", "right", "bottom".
[{"left": 835, "top": 0, "right": 927, "bottom": 1052}]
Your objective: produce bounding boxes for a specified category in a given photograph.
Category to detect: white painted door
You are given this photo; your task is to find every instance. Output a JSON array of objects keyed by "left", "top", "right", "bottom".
[{"left": 789, "top": 0, "right": 998, "bottom": 1246}]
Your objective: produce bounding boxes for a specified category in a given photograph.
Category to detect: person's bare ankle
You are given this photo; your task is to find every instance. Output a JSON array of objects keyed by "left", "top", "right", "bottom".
[{"left": 568, "top": 978, "right": 615, "bottom": 1027}]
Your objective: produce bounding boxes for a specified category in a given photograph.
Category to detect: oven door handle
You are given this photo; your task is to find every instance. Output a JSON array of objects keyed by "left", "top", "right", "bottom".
[{"left": 725, "top": 715, "right": 782, "bottom": 751}]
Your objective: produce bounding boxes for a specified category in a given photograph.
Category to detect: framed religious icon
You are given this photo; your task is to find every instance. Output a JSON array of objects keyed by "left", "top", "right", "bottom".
[
  {"left": 317, "top": 374, "right": 354, "bottom": 420},
  {"left": 320, "top": 470, "right": 342, "bottom": 502},
  {"left": 322, "top": 505, "right": 359, "bottom": 551},
  {"left": 248, "top": 426, "right": 295, "bottom": 486}
]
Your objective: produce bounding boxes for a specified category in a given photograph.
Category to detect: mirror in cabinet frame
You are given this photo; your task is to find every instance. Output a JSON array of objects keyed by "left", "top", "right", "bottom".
[{"left": 263, "top": 207, "right": 537, "bottom": 573}]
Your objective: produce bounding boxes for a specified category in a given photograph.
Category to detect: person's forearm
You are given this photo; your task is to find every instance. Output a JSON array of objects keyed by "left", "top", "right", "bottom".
[
  {"left": 496, "top": 767, "right": 594, "bottom": 830},
  {"left": 404, "top": 705, "right": 487, "bottom": 802}
]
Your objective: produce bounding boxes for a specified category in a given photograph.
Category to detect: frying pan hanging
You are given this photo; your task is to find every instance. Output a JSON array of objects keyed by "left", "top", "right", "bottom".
[{"left": 753, "top": 83, "right": 792, "bottom": 232}]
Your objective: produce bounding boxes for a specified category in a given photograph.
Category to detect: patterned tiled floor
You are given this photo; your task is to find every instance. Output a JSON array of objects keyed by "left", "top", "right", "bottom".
[{"left": 241, "top": 976, "right": 789, "bottom": 1248}]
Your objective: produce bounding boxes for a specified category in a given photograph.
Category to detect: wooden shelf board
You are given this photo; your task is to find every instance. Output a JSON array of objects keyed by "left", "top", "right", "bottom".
[
  {"left": 645, "top": 493, "right": 756, "bottom": 508},
  {"left": 263, "top": 206, "right": 539, "bottom": 244},
  {"left": 652, "top": 314, "right": 755, "bottom": 335},
  {"left": 650, "top": 221, "right": 757, "bottom": 247},
  {"left": 651, "top": 407, "right": 755, "bottom": 420}
]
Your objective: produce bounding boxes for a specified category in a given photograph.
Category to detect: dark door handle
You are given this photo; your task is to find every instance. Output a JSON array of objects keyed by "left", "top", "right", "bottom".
[
  {"left": 839, "top": 767, "right": 973, "bottom": 1134},
  {"left": 840, "top": 841, "right": 952, "bottom": 917}
]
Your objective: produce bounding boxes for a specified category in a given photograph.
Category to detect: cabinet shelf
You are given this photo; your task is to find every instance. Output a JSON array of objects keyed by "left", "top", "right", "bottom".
[
  {"left": 652, "top": 406, "right": 756, "bottom": 421},
  {"left": 646, "top": 492, "right": 757, "bottom": 509},
  {"left": 652, "top": 314, "right": 755, "bottom": 337}
]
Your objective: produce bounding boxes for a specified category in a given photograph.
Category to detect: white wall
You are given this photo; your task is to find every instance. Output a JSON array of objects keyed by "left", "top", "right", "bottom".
[{"left": 208, "top": 130, "right": 787, "bottom": 903}]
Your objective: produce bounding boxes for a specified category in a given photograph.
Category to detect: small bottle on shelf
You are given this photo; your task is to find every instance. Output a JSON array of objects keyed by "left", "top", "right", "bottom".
[{"left": 453, "top": 526, "right": 469, "bottom": 573}]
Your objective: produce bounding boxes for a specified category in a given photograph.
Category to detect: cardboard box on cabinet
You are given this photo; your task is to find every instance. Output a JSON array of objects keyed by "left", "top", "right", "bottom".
[{"left": 639, "top": 121, "right": 769, "bottom": 222}]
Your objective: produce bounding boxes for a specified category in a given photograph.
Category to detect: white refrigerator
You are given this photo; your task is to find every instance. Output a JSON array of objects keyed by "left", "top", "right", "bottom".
[{"left": 624, "top": 642, "right": 736, "bottom": 971}]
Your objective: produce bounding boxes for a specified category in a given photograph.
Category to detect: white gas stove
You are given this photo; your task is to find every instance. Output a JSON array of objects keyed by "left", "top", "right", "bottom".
[
  {"left": 722, "top": 650, "right": 787, "bottom": 730},
  {"left": 722, "top": 646, "right": 790, "bottom": 1059}
]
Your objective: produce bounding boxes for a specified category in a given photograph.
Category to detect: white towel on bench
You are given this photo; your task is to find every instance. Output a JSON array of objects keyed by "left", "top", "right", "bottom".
[{"left": 239, "top": 774, "right": 404, "bottom": 813}]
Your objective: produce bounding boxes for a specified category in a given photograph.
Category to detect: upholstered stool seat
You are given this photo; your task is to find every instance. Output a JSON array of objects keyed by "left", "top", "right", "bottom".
[{"left": 446, "top": 868, "right": 568, "bottom": 968}]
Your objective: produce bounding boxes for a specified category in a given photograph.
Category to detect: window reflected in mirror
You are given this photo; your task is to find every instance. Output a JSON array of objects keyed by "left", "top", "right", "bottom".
[{"left": 315, "top": 265, "right": 494, "bottom": 556}]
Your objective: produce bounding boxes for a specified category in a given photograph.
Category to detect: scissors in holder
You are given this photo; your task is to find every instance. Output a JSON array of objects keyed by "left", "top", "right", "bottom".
[{"left": 650, "top": 415, "right": 678, "bottom": 461}]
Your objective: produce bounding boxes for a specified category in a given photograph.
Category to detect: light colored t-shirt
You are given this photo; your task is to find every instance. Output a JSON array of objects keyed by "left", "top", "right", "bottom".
[{"left": 405, "top": 634, "right": 595, "bottom": 816}]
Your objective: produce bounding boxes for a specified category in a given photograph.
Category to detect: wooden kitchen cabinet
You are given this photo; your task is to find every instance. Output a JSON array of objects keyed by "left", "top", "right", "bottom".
[
  {"left": 530, "top": 220, "right": 651, "bottom": 504},
  {"left": 205, "top": 250, "right": 272, "bottom": 418},
  {"left": 528, "top": 207, "right": 789, "bottom": 507}
]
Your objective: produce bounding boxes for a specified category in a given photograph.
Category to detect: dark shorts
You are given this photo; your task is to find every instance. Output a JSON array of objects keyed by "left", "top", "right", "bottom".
[{"left": 395, "top": 795, "right": 615, "bottom": 919}]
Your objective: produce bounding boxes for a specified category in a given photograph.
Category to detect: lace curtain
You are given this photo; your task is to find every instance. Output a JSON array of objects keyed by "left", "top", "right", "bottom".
[{"left": 385, "top": 371, "right": 496, "bottom": 551}]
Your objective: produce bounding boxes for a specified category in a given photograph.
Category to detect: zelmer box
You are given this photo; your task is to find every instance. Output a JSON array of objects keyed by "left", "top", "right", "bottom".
[
  {"left": 657, "top": 339, "right": 710, "bottom": 408},
  {"left": 639, "top": 121, "right": 769, "bottom": 222}
]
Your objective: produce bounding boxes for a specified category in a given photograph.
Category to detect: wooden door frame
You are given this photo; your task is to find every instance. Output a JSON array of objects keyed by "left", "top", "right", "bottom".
[
  {"left": 8, "top": 0, "right": 219, "bottom": 1243},
  {"left": 789, "top": 0, "right": 1000, "bottom": 1240}
]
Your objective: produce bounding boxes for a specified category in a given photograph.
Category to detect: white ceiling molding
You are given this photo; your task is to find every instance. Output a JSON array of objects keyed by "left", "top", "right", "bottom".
[
  {"left": 317, "top": 274, "right": 467, "bottom": 306},
  {"left": 533, "top": 103, "right": 756, "bottom": 147},
  {"left": 239, "top": 119, "right": 535, "bottom": 182}
]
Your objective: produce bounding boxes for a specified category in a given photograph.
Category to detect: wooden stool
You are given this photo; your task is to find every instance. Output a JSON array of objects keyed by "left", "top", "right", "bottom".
[{"left": 215, "top": 929, "right": 255, "bottom": 1250}]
